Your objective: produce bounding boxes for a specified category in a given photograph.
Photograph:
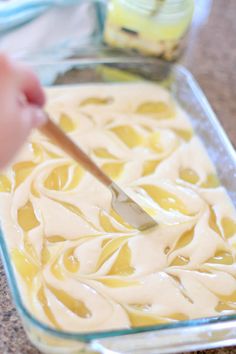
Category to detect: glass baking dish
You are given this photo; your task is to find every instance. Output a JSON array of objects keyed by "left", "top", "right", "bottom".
[{"left": 1, "top": 56, "right": 236, "bottom": 354}]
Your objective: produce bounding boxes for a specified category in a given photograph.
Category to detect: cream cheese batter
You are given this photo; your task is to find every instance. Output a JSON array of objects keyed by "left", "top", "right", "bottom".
[{"left": 0, "top": 83, "right": 236, "bottom": 332}]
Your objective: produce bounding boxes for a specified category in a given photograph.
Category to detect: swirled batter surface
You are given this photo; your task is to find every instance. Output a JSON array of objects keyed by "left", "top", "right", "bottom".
[{"left": 1, "top": 83, "right": 236, "bottom": 332}]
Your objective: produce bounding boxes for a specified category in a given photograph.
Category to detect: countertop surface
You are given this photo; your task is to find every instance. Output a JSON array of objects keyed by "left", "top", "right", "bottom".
[{"left": 0, "top": 0, "right": 236, "bottom": 353}]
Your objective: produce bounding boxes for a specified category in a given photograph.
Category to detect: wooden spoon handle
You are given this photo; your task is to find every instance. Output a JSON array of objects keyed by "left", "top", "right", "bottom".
[{"left": 40, "top": 117, "right": 112, "bottom": 188}]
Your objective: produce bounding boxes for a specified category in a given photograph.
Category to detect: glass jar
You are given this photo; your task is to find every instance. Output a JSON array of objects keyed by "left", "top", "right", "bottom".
[{"left": 104, "top": 0, "right": 195, "bottom": 61}]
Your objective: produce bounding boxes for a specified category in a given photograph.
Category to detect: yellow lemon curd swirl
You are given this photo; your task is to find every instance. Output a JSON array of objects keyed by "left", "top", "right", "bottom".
[{"left": 1, "top": 83, "right": 236, "bottom": 332}]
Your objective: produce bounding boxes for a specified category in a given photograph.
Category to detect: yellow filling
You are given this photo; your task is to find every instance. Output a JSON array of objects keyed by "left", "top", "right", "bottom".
[
  {"left": 18, "top": 201, "right": 40, "bottom": 232},
  {"left": 11, "top": 249, "right": 39, "bottom": 286},
  {"left": 0, "top": 174, "right": 11, "bottom": 192},
  {"left": 141, "top": 184, "right": 190, "bottom": 215},
  {"left": 13, "top": 161, "right": 37, "bottom": 189},
  {"left": 59, "top": 113, "right": 75, "bottom": 133},
  {"left": 111, "top": 125, "right": 144, "bottom": 148},
  {"left": 136, "top": 101, "right": 175, "bottom": 119}
]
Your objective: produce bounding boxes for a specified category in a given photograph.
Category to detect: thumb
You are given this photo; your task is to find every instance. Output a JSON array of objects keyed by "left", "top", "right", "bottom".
[{"left": 0, "top": 106, "right": 47, "bottom": 169}]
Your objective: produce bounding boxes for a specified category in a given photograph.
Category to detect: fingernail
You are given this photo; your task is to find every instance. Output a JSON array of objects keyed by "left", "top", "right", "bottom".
[{"left": 34, "top": 108, "right": 47, "bottom": 127}]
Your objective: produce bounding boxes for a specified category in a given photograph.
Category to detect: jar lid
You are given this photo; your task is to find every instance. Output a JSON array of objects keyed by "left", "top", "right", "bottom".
[
  {"left": 120, "top": 0, "right": 194, "bottom": 18},
  {"left": 120, "top": 0, "right": 164, "bottom": 16}
]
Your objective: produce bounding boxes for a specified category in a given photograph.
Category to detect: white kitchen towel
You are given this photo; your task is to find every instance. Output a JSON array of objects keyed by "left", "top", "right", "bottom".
[
  {"left": 0, "top": 0, "right": 88, "bottom": 33},
  {"left": 0, "top": 0, "right": 105, "bottom": 59}
]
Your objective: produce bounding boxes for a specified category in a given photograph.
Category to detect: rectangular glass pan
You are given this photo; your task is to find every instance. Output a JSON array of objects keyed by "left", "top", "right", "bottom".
[{"left": 1, "top": 56, "right": 236, "bottom": 354}]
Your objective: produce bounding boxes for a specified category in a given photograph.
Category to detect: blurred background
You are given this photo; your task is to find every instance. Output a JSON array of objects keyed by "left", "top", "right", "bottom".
[
  {"left": 0, "top": 0, "right": 235, "bottom": 171},
  {"left": 0, "top": 0, "right": 212, "bottom": 61}
]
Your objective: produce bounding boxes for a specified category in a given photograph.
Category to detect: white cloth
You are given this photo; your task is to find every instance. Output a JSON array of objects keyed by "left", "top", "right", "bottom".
[
  {"left": 0, "top": 1, "right": 103, "bottom": 59},
  {"left": 0, "top": 0, "right": 81, "bottom": 32}
]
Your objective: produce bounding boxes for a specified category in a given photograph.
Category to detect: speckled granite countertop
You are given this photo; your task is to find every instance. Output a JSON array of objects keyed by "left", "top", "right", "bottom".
[{"left": 0, "top": 0, "right": 236, "bottom": 353}]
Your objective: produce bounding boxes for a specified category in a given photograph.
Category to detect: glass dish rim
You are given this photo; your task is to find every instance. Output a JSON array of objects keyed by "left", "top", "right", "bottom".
[{"left": 1, "top": 56, "right": 236, "bottom": 342}]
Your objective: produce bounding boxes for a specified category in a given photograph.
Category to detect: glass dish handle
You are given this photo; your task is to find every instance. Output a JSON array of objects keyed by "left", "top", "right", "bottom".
[{"left": 90, "top": 321, "right": 236, "bottom": 353}]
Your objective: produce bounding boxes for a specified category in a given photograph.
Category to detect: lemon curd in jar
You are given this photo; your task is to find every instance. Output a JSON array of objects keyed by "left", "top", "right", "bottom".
[
  {"left": 104, "top": 0, "right": 194, "bottom": 60},
  {"left": 1, "top": 83, "right": 236, "bottom": 332}
]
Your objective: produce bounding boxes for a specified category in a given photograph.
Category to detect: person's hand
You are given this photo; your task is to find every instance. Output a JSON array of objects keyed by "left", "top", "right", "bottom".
[{"left": 0, "top": 54, "right": 46, "bottom": 169}]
